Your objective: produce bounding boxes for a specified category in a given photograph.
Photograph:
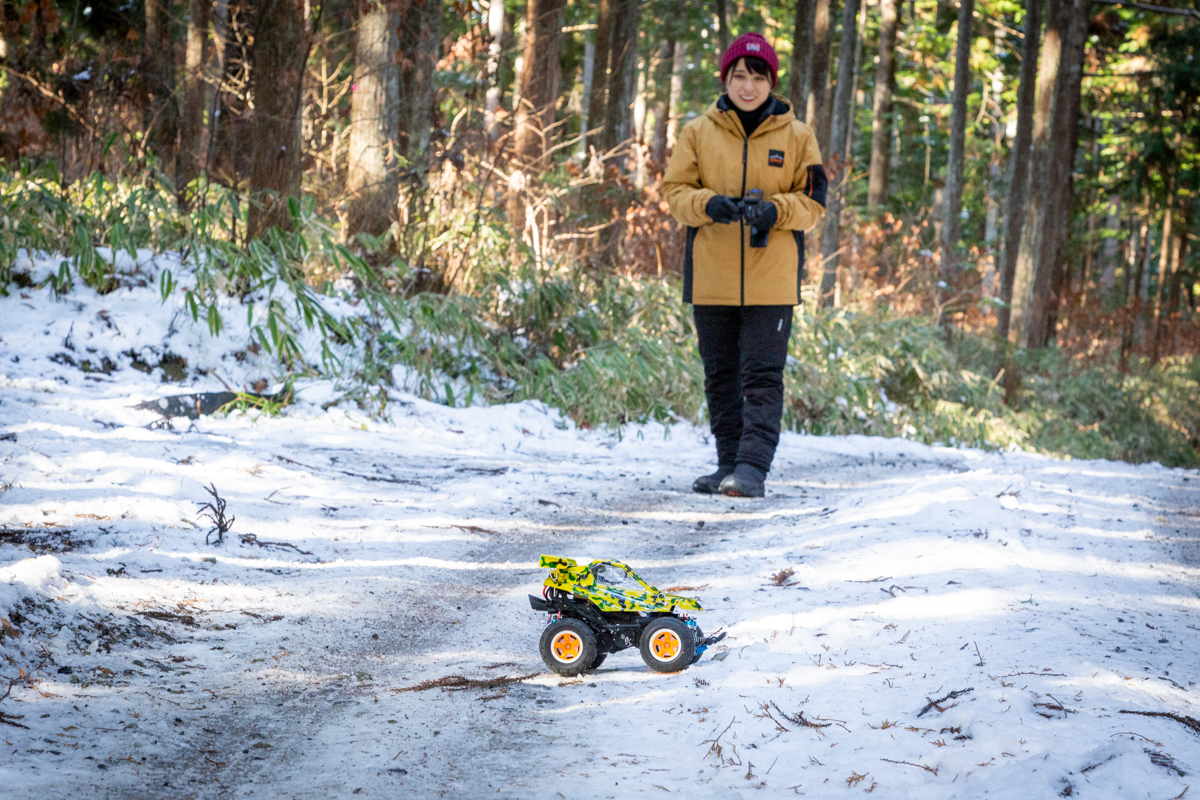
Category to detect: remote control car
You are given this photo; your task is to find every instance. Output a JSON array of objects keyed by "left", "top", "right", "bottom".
[{"left": 529, "top": 555, "right": 725, "bottom": 676}]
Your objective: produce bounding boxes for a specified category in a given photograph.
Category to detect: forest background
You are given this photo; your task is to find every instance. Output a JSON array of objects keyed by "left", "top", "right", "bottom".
[{"left": 0, "top": 0, "right": 1198, "bottom": 466}]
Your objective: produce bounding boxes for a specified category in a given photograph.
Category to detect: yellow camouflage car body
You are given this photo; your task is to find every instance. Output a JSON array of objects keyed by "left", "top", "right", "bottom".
[{"left": 539, "top": 555, "right": 703, "bottom": 614}]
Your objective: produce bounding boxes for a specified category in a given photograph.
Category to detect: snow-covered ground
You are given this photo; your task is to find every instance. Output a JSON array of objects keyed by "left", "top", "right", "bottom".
[{"left": 1, "top": 256, "right": 1198, "bottom": 799}]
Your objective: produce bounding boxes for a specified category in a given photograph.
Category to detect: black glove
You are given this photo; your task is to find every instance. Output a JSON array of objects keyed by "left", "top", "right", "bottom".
[
  {"left": 706, "top": 195, "right": 741, "bottom": 224},
  {"left": 742, "top": 200, "right": 778, "bottom": 232}
]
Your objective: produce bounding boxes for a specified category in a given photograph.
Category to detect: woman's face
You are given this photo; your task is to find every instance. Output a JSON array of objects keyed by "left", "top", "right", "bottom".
[{"left": 724, "top": 58, "right": 772, "bottom": 111}]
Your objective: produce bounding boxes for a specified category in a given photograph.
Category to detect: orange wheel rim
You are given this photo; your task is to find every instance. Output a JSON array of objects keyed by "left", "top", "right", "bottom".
[
  {"left": 552, "top": 631, "right": 584, "bottom": 663},
  {"left": 650, "top": 630, "right": 681, "bottom": 662}
]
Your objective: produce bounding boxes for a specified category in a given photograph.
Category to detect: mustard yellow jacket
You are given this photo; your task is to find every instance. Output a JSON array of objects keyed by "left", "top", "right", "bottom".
[{"left": 663, "top": 96, "right": 827, "bottom": 306}]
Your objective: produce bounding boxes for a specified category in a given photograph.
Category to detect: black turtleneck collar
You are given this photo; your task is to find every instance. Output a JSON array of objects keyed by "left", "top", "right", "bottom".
[{"left": 718, "top": 94, "right": 783, "bottom": 138}]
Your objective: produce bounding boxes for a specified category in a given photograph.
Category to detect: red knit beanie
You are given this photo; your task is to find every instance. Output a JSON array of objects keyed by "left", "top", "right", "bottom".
[{"left": 720, "top": 33, "right": 779, "bottom": 87}]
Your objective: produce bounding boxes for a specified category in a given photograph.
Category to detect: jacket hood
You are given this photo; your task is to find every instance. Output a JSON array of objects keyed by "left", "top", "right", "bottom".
[{"left": 707, "top": 94, "right": 795, "bottom": 138}]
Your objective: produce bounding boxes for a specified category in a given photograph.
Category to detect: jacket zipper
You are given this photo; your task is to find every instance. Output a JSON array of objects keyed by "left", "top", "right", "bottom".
[{"left": 739, "top": 133, "right": 748, "bottom": 307}]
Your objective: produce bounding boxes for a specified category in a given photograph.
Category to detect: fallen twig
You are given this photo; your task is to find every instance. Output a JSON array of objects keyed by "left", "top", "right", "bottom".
[
  {"left": 769, "top": 701, "right": 833, "bottom": 732},
  {"left": 394, "top": 673, "right": 539, "bottom": 693},
  {"left": 274, "top": 455, "right": 421, "bottom": 485},
  {"left": 1147, "top": 750, "right": 1187, "bottom": 776},
  {"left": 0, "top": 680, "right": 29, "bottom": 729},
  {"left": 1120, "top": 710, "right": 1200, "bottom": 737},
  {"left": 455, "top": 466, "right": 509, "bottom": 475},
  {"left": 974, "top": 641, "right": 984, "bottom": 667},
  {"left": 1080, "top": 754, "right": 1117, "bottom": 773},
  {"left": 755, "top": 702, "right": 791, "bottom": 732},
  {"left": 880, "top": 584, "right": 924, "bottom": 598},
  {"left": 197, "top": 484, "right": 234, "bottom": 545},
  {"left": 882, "top": 758, "right": 938, "bottom": 775},
  {"left": 1046, "top": 694, "right": 1076, "bottom": 718},
  {"left": 238, "top": 533, "right": 312, "bottom": 556},
  {"left": 139, "top": 610, "right": 199, "bottom": 627},
  {"left": 918, "top": 688, "right": 974, "bottom": 718},
  {"left": 769, "top": 568, "right": 795, "bottom": 586},
  {"left": 449, "top": 525, "right": 502, "bottom": 536},
  {"left": 992, "top": 671, "right": 1066, "bottom": 678},
  {"left": 700, "top": 717, "right": 738, "bottom": 763}
]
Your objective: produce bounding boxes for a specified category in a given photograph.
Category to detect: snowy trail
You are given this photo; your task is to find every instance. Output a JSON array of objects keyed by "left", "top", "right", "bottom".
[{"left": 1, "top": 271, "right": 1199, "bottom": 798}]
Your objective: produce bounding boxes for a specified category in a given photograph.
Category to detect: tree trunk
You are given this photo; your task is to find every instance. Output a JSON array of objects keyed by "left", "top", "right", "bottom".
[
  {"left": 601, "top": 0, "right": 638, "bottom": 154},
  {"left": 398, "top": 0, "right": 442, "bottom": 170},
  {"left": 586, "top": 0, "right": 615, "bottom": 154},
  {"left": 846, "top": 0, "right": 867, "bottom": 160},
  {"left": 650, "top": 38, "right": 674, "bottom": 162},
  {"left": 633, "top": 56, "right": 649, "bottom": 186},
  {"left": 178, "top": 0, "right": 210, "bottom": 201},
  {"left": 997, "top": 0, "right": 1042, "bottom": 342},
  {"left": 247, "top": 0, "right": 312, "bottom": 237},
  {"left": 941, "top": 0, "right": 975, "bottom": 251},
  {"left": 1098, "top": 198, "right": 1121, "bottom": 291},
  {"left": 1077, "top": 118, "right": 1101, "bottom": 303},
  {"left": 809, "top": 0, "right": 836, "bottom": 151},
  {"left": 143, "top": 0, "right": 179, "bottom": 177},
  {"left": 1164, "top": 200, "right": 1192, "bottom": 357},
  {"left": 1149, "top": 195, "right": 1174, "bottom": 363},
  {"left": 204, "top": 0, "right": 231, "bottom": 185},
  {"left": 818, "top": 0, "right": 863, "bottom": 307},
  {"left": 484, "top": 0, "right": 507, "bottom": 142},
  {"left": 810, "top": 0, "right": 837, "bottom": 150},
  {"left": 789, "top": 0, "right": 816, "bottom": 121},
  {"left": 867, "top": 0, "right": 899, "bottom": 208},
  {"left": 666, "top": 40, "right": 686, "bottom": 151},
  {"left": 715, "top": 0, "right": 731, "bottom": 54},
  {"left": 512, "top": 0, "right": 567, "bottom": 169},
  {"left": 577, "top": 37, "right": 596, "bottom": 158},
  {"left": 1042, "top": 0, "right": 1091, "bottom": 346},
  {"left": 984, "top": 35, "right": 1005, "bottom": 254},
  {"left": 1118, "top": 211, "right": 1150, "bottom": 372},
  {"left": 345, "top": 0, "right": 401, "bottom": 239},
  {"left": 1008, "top": 0, "right": 1063, "bottom": 347}
]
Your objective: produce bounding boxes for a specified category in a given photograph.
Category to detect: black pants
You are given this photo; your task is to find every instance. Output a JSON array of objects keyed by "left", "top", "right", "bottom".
[{"left": 693, "top": 305, "right": 793, "bottom": 473}]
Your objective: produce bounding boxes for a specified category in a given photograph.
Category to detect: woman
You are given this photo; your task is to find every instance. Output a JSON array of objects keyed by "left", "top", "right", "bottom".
[{"left": 663, "top": 32, "right": 827, "bottom": 498}]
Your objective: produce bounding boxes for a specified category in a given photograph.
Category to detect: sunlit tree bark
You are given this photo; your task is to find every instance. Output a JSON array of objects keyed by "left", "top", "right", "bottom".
[
  {"left": 818, "top": 0, "right": 862, "bottom": 307},
  {"left": 866, "top": 0, "right": 899, "bottom": 208},
  {"left": 178, "top": 0, "right": 210, "bottom": 201},
  {"left": 143, "top": 0, "right": 178, "bottom": 177},
  {"left": 809, "top": 0, "right": 835, "bottom": 151},
  {"left": 997, "top": 0, "right": 1042, "bottom": 342},
  {"left": 789, "top": 0, "right": 816, "bottom": 121},
  {"left": 1010, "top": 0, "right": 1064, "bottom": 347},
  {"left": 941, "top": 0, "right": 975, "bottom": 250},
  {"left": 247, "top": 0, "right": 314, "bottom": 236},
  {"left": 345, "top": 0, "right": 400, "bottom": 239}
]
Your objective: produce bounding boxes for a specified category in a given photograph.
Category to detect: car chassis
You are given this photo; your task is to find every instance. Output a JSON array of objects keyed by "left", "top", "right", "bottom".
[{"left": 529, "top": 555, "right": 726, "bottom": 675}]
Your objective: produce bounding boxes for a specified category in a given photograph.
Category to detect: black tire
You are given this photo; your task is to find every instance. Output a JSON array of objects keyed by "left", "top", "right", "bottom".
[
  {"left": 639, "top": 617, "right": 695, "bottom": 673},
  {"left": 589, "top": 652, "right": 607, "bottom": 671},
  {"left": 539, "top": 618, "right": 598, "bottom": 677}
]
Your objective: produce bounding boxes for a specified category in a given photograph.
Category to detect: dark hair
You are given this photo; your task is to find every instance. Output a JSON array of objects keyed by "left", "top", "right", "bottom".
[{"left": 731, "top": 56, "right": 773, "bottom": 79}]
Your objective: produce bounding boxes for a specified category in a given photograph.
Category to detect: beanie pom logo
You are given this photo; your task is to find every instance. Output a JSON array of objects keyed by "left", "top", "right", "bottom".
[{"left": 747, "top": 43, "right": 761, "bottom": 51}]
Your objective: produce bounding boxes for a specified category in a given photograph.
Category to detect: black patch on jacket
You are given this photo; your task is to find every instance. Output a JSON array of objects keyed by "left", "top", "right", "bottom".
[
  {"left": 768, "top": 149, "right": 785, "bottom": 168},
  {"left": 683, "top": 226, "right": 697, "bottom": 303},
  {"left": 806, "top": 164, "right": 828, "bottom": 207}
]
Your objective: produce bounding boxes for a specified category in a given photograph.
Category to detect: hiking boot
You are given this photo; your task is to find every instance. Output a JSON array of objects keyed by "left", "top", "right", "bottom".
[
  {"left": 719, "top": 464, "right": 767, "bottom": 498},
  {"left": 692, "top": 465, "right": 735, "bottom": 494}
]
